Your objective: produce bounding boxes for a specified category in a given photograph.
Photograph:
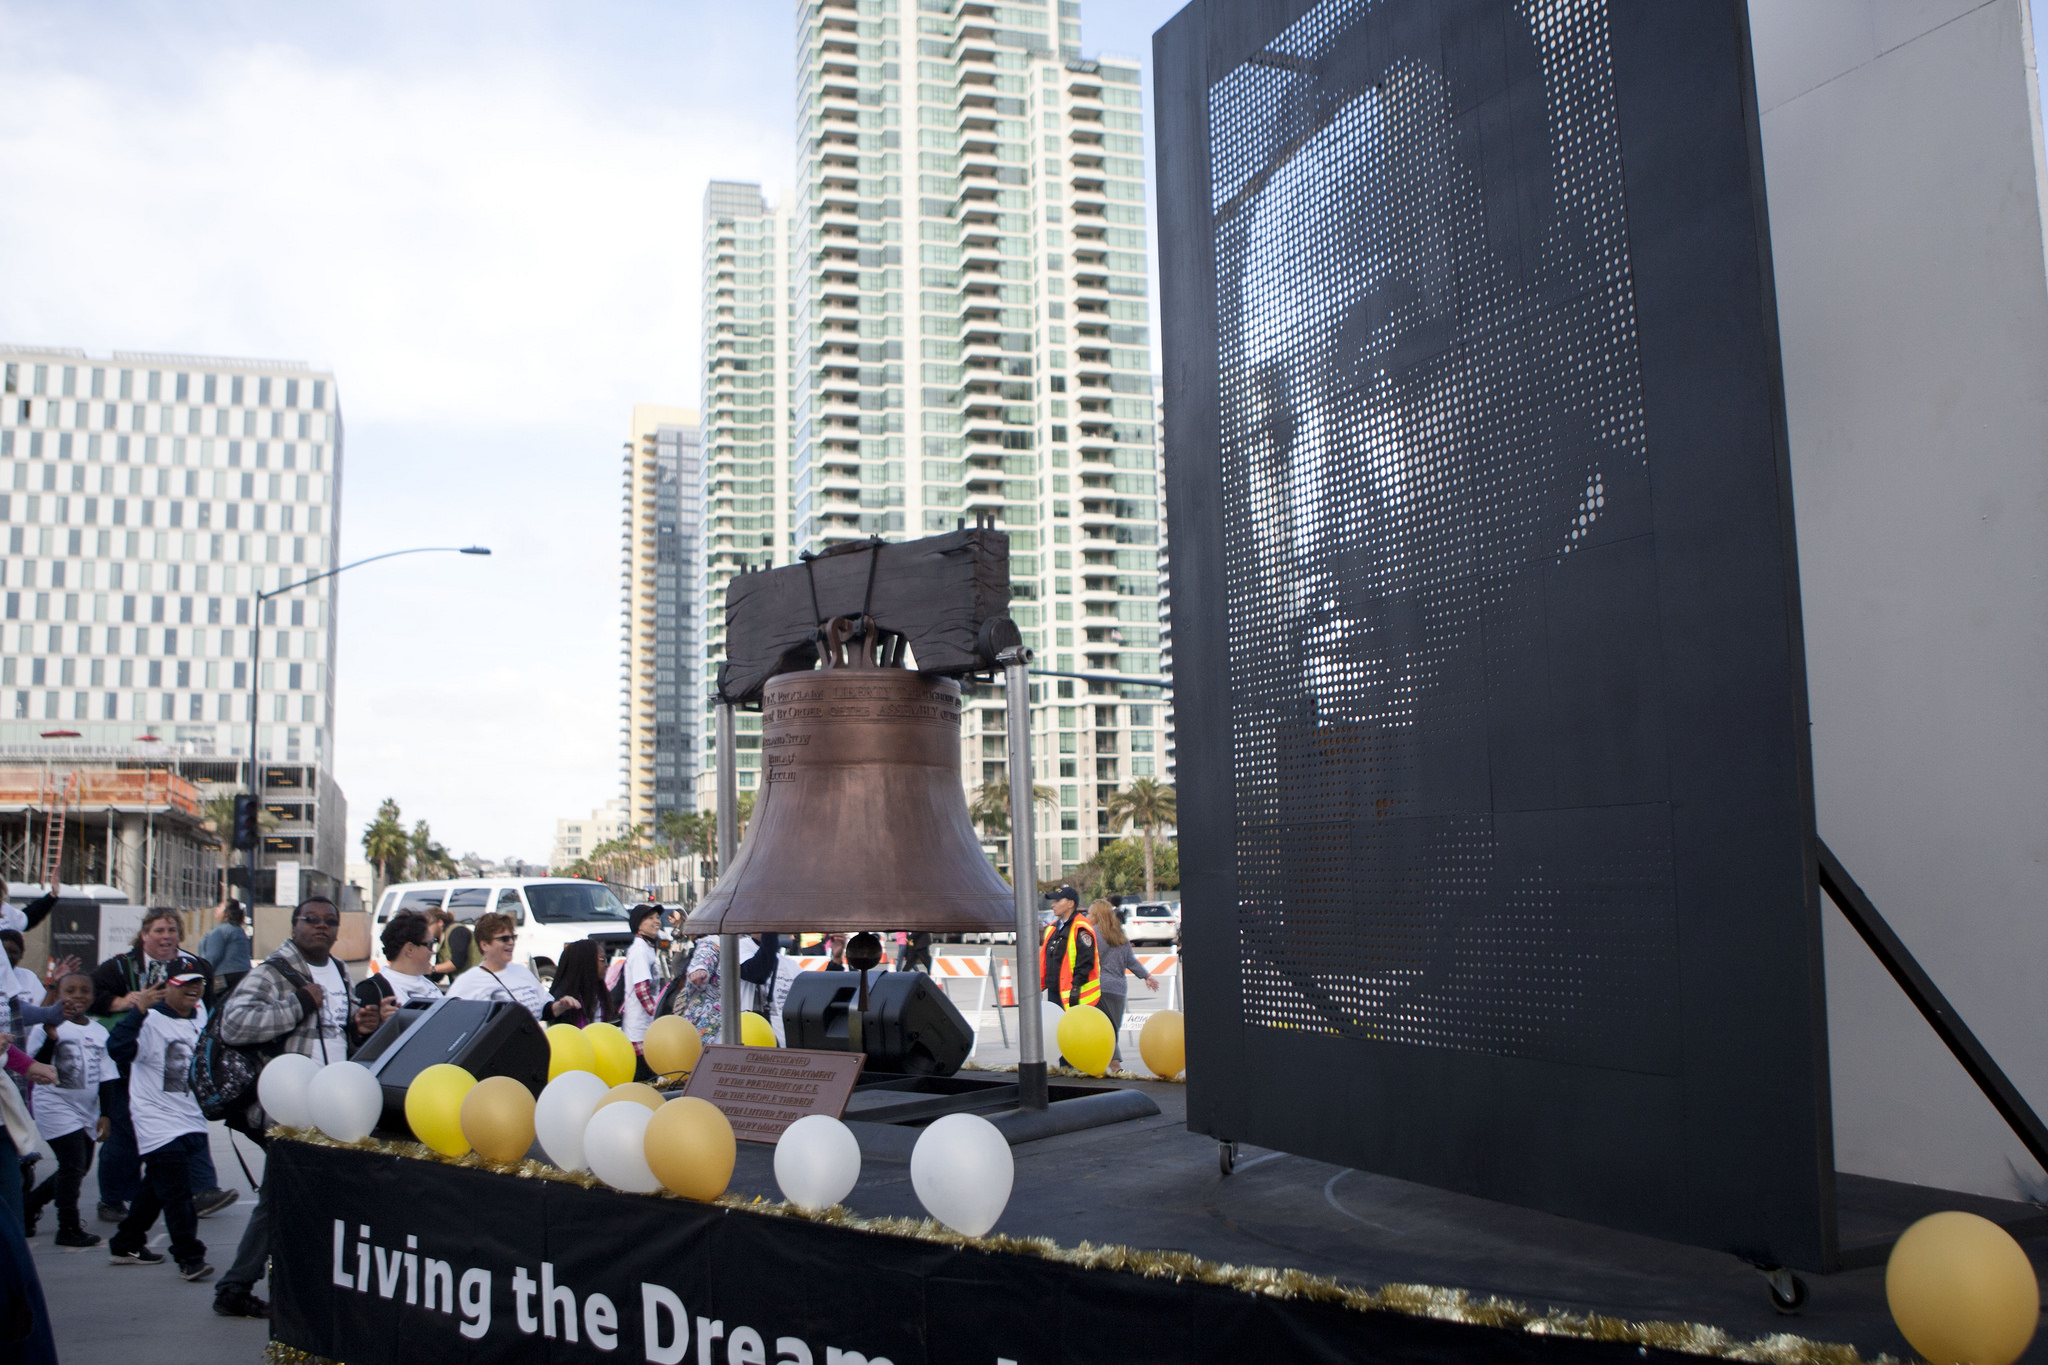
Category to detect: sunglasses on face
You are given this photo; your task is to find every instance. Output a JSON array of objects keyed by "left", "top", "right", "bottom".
[
  {"left": 298, "top": 916, "right": 339, "bottom": 929},
  {"left": 489, "top": 934, "right": 517, "bottom": 945}
]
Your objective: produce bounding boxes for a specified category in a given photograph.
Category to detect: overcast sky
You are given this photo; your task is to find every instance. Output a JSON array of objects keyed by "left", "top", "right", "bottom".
[{"left": 0, "top": 0, "right": 1187, "bottom": 867}]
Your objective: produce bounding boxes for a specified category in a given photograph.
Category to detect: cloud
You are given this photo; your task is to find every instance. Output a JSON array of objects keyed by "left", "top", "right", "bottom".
[{"left": 0, "top": 12, "right": 789, "bottom": 861}]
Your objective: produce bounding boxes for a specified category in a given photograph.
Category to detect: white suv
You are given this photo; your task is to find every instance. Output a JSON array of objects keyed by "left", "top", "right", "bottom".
[
  {"left": 370, "top": 877, "right": 638, "bottom": 981},
  {"left": 1121, "top": 901, "right": 1181, "bottom": 945}
]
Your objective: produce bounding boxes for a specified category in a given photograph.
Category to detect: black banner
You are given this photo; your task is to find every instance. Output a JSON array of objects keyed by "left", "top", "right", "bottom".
[{"left": 270, "top": 1139, "right": 1699, "bottom": 1365}]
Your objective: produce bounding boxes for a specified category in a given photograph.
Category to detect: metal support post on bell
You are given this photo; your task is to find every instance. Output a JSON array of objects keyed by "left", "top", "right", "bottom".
[
  {"left": 715, "top": 700, "right": 741, "bottom": 1045},
  {"left": 1001, "top": 644, "right": 1047, "bottom": 1111}
]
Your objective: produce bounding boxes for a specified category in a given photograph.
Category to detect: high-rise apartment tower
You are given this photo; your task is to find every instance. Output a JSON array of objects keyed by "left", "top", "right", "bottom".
[
  {"left": 696, "top": 0, "right": 1170, "bottom": 879},
  {"left": 622, "top": 404, "right": 704, "bottom": 833}
]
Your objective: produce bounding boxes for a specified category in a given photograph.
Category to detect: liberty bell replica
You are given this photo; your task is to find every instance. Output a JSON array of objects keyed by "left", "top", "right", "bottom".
[{"left": 686, "top": 529, "right": 1020, "bottom": 935}]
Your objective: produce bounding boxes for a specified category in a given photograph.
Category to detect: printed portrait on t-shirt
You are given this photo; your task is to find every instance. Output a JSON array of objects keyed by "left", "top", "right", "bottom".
[
  {"left": 162, "top": 1039, "right": 192, "bottom": 1094},
  {"left": 54, "top": 1036, "right": 87, "bottom": 1090}
]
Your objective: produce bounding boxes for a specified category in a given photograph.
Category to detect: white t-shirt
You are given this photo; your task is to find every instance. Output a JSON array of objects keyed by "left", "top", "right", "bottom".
[
  {"left": 306, "top": 957, "right": 350, "bottom": 1047},
  {"left": 7, "top": 964, "right": 41, "bottom": 1003},
  {"left": 374, "top": 967, "right": 441, "bottom": 1007},
  {"left": 448, "top": 961, "right": 552, "bottom": 1020},
  {"left": 26, "top": 1018, "right": 109, "bottom": 1141},
  {"left": 127, "top": 1005, "right": 208, "bottom": 1155},
  {"left": 622, "top": 936, "right": 659, "bottom": 1043}
]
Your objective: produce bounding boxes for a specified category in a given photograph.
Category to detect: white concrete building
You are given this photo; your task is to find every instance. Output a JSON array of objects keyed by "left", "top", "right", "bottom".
[{"left": 0, "top": 344, "right": 349, "bottom": 886}]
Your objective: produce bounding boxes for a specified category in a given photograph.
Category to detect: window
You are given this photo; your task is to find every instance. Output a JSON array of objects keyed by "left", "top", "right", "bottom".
[
  {"left": 525, "top": 883, "right": 628, "bottom": 923},
  {"left": 444, "top": 887, "right": 492, "bottom": 919},
  {"left": 397, "top": 889, "right": 448, "bottom": 916}
]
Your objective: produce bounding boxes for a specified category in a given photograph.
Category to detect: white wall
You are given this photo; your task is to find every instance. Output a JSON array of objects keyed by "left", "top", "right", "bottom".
[{"left": 1752, "top": 0, "right": 2048, "bottom": 1198}]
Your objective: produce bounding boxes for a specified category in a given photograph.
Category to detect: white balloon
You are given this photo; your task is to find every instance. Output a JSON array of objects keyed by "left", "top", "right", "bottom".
[
  {"left": 773, "top": 1114, "right": 862, "bottom": 1213},
  {"left": 1040, "top": 999, "right": 1064, "bottom": 1045},
  {"left": 305, "top": 1060, "right": 383, "bottom": 1143},
  {"left": 910, "top": 1112, "right": 1013, "bottom": 1237},
  {"left": 256, "top": 1052, "right": 321, "bottom": 1130},
  {"left": 583, "top": 1101, "right": 660, "bottom": 1193},
  {"left": 534, "top": 1071, "right": 612, "bottom": 1173}
]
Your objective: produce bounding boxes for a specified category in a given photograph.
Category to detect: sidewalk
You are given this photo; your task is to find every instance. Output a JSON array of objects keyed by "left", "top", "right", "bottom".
[{"left": 32, "top": 1122, "right": 272, "bottom": 1363}]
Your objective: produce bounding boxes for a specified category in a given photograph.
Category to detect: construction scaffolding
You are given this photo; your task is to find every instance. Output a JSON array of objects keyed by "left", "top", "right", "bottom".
[{"left": 0, "top": 765, "right": 220, "bottom": 909}]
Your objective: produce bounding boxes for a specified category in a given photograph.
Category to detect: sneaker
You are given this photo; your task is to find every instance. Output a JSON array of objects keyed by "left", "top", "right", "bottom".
[
  {"left": 179, "top": 1259, "right": 215, "bottom": 1282},
  {"left": 97, "top": 1201, "right": 128, "bottom": 1223},
  {"left": 55, "top": 1227, "right": 103, "bottom": 1249},
  {"left": 213, "top": 1285, "right": 271, "bottom": 1319},
  {"left": 110, "top": 1247, "right": 166, "bottom": 1266},
  {"left": 193, "top": 1187, "right": 240, "bottom": 1218}
]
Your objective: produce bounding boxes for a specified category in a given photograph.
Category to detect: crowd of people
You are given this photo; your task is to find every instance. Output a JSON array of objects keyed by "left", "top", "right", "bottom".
[{"left": 0, "top": 883, "right": 1167, "bottom": 1355}]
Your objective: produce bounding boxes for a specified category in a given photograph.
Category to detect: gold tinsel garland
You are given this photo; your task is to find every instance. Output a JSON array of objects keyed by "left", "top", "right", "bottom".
[
  {"left": 959, "top": 1058, "right": 1186, "bottom": 1084},
  {"left": 261, "top": 1129, "right": 1895, "bottom": 1365}
]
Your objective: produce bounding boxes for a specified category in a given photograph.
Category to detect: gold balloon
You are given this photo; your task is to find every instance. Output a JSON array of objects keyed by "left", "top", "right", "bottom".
[
  {"left": 740, "top": 1013, "right": 779, "bottom": 1049},
  {"left": 545, "top": 1023, "right": 597, "bottom": 1081},
  {"left": 1888, "top": 1211, "right": 2039, "bottom": 1365},
  {"left": 645, "top": 1096, "right": 736, "bottom": 1202},
  {"left": 584, "top": 1021, "right": 638, "bottom": 1087},
  {"left": 643, "top": 1015, "right": 703, "bottom": 1080},
  {"left": 404, "top": 1063, "right": 477, "bottom": 1158},
  {"left": 1138, "top": 1010, "right": 1186, "bottom": 1080},
  {"left": 459, "top": 1075, "right": 538, "bottom": 1166},
  {"left": 1055, "top": 1004, "right": 1115, "bottom": 1076},
  {"left": 594, "top": 1082, "right": 665, "bottom": 1113}
]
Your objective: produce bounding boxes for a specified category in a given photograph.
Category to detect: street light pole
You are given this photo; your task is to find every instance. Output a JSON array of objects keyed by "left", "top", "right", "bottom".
[{"left": 243, "top": 545, "right": 491, "bottom": 907}]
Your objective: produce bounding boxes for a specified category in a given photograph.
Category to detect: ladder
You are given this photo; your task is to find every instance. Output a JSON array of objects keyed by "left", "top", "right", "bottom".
[{"left": 39, "top": 772, "right": 74, "bottom": 890}]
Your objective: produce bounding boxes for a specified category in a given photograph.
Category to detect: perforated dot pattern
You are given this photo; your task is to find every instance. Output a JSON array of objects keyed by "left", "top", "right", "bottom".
[{"left": 1209, "top": 0, "right": 1679, "bottom": 1071}]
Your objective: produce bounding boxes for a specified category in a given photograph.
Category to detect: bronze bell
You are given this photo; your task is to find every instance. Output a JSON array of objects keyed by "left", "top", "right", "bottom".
[{"left": 686, "top": 617, "right": 1017, "bottom": 935}]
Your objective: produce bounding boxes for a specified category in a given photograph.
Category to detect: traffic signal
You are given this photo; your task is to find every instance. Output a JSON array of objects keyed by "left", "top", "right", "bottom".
[{"left": 232, "top": 794, "right": 260, "bottom": 850}]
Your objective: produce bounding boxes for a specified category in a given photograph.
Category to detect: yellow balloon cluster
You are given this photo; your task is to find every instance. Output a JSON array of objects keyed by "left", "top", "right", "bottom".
[
  {"left": 584, "top": 1022, "right": 638, "bottom": 1086},
  {"left": 645, "top": 1096, "right": 736, "bottom": 1201},
  {"left": 740, "top": 1013, "right": 778, "bottom": 1049},
  {"left": 405, "top": 1064, "right": 477, "bottom": 1157},
  {"left": 1055, "top": 1005, "right": 1115, "bottom": 1076},
  {"left": 1888, "top": 1211, "right": 2039, "bottom": 1365},
  {"left": 545, "top": 1024, "right": 595, "bottom": 1081},
  {"left": 643, "top": 1015, "right": 702, "bottom": 1080},
  {"left": 461, "top": 1076, "right": 538, "bottom": 1165},
  {"left": 1139, "top": 1010, "right": 1186, "bottom": 1080}
]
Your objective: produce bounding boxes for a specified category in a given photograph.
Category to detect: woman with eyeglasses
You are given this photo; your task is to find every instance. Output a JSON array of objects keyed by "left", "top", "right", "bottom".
[{"left": 446, "top": 912, "right": 579, "bottom": 1021}]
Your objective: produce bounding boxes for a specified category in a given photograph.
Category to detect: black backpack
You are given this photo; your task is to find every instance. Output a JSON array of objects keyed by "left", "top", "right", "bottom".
[{"left": 189, "top": 960, "right": 313, "bottom": 1122}]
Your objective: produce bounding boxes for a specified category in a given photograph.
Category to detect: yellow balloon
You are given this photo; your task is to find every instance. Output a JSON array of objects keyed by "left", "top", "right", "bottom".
[
  {"left": 460, "top": 1075, "right": 538, "bottom": 1165},
  {"left": 404, "top": 1063, "right": 477, "bottom": 1158},
  {"left": 643, "top": 1015, "right": 703, "bottom": 1080},
  {"left": 545, "top": 1023, "right": 596, "bottom": 1081},
  {"left": 594, "top": 1082, "right": 665, "bottom": 1113},
  {"left": 644, "top": 1096, "right": 736, "bottom": 1202},
  {"left": 1888, "top": 1211, "right": 2039, "bottom": 1365},
  {"left": 584, "top": 1021, "right": 638, "bottom": 1087},
  {"left": 1138, "top": 1010, "right": 1186, "bottom": 1080},
  {"left": 1055, "top": 1004, "right": 1115, "bottom": 1076},
  {"left": 740, "top": 1013, "right": 778, "bottom": 1049}
]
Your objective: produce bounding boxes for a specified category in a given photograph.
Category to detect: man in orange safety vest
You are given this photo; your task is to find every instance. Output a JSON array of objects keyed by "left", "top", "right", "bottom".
[{"left": 1040, "top": 885, "right": 1100, "bottom": 1010}]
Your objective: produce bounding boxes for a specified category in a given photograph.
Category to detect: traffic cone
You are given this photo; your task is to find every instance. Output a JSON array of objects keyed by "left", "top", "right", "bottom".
[{"left": 996, "top": 957, "right": 1017, "bottom": 1008}]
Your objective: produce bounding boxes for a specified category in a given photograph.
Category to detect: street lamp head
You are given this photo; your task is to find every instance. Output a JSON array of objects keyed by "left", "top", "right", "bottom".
[{"left": 460, "top": 546, "right": 491, "bottom": 556}]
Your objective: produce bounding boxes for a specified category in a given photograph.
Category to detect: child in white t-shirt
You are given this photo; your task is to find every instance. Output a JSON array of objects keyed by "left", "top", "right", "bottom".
[
  {"left": 24, "top": 972, "right": 113, "bottom": 1246},
  {"left": 105, "top": 971, "right": 213, "bottom": 1280}
]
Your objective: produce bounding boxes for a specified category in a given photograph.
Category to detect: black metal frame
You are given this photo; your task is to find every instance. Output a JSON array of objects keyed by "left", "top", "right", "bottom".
[
  {"left": 1817, "top": 840, "right": 2048, "bottom": 1173},
  {"left": 1157, "top": 0, "right": 1838, "bottom": 1269}
]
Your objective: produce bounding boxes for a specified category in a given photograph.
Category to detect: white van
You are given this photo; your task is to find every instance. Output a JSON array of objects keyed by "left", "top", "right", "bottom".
[{"left": 369, "top": 877, "right": 638, "bottom": 981}]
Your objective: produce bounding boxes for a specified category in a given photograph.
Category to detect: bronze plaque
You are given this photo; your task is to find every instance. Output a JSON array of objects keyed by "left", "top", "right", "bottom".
[{"left": 681, "top": 1044, "right": 865, "bottom": 1144}]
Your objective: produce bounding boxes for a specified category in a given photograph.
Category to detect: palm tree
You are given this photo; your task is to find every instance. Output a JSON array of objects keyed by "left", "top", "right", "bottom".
[
  {"left": 408, "top": 819, "right": 458, "bottom": 881},
  {"left": 968, "top": 782, "right": 1055, "bottom": 839},
  {"left": 1102, "top": 778, "right": 1177, "bottom": 901},
  {"left": 362, "top": 798, "right": 410, "bottom": 894}
]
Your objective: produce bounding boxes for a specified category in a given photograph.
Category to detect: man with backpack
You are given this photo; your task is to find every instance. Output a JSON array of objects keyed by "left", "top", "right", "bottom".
[{"left": 207, "top": 897, "right": 381, "bottom": 1320}]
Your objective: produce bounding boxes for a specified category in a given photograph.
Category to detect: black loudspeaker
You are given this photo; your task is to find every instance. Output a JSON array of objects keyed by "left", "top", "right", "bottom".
[
  {"left": 782, "top": 970, "right": 973, "bottom": 1076},
  {"left": 354, "top": 999, "right": 550, "bottom": 1135}
]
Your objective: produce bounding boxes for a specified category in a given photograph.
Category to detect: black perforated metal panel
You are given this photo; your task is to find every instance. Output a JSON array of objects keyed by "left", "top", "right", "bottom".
[{"left": 1157, "top": 0, "right": 1838, "bottom": 1268}]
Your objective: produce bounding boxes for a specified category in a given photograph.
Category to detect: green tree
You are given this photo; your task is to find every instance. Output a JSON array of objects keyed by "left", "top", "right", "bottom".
[
  {"left": 1073, "top": 836, "right": 1180, "bottom": 899},
  {"left": 408, "top": 819, "right": 458, "bottom": 881},
  {"left": 1101, "top": 778, "right": 1177, "bottom": 901},
  {"left": 967, "top": 783, "right": 1055, "bottom": 840},
  {"left": 362, "top": 798, "right": 410, "bottom": 893}
]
